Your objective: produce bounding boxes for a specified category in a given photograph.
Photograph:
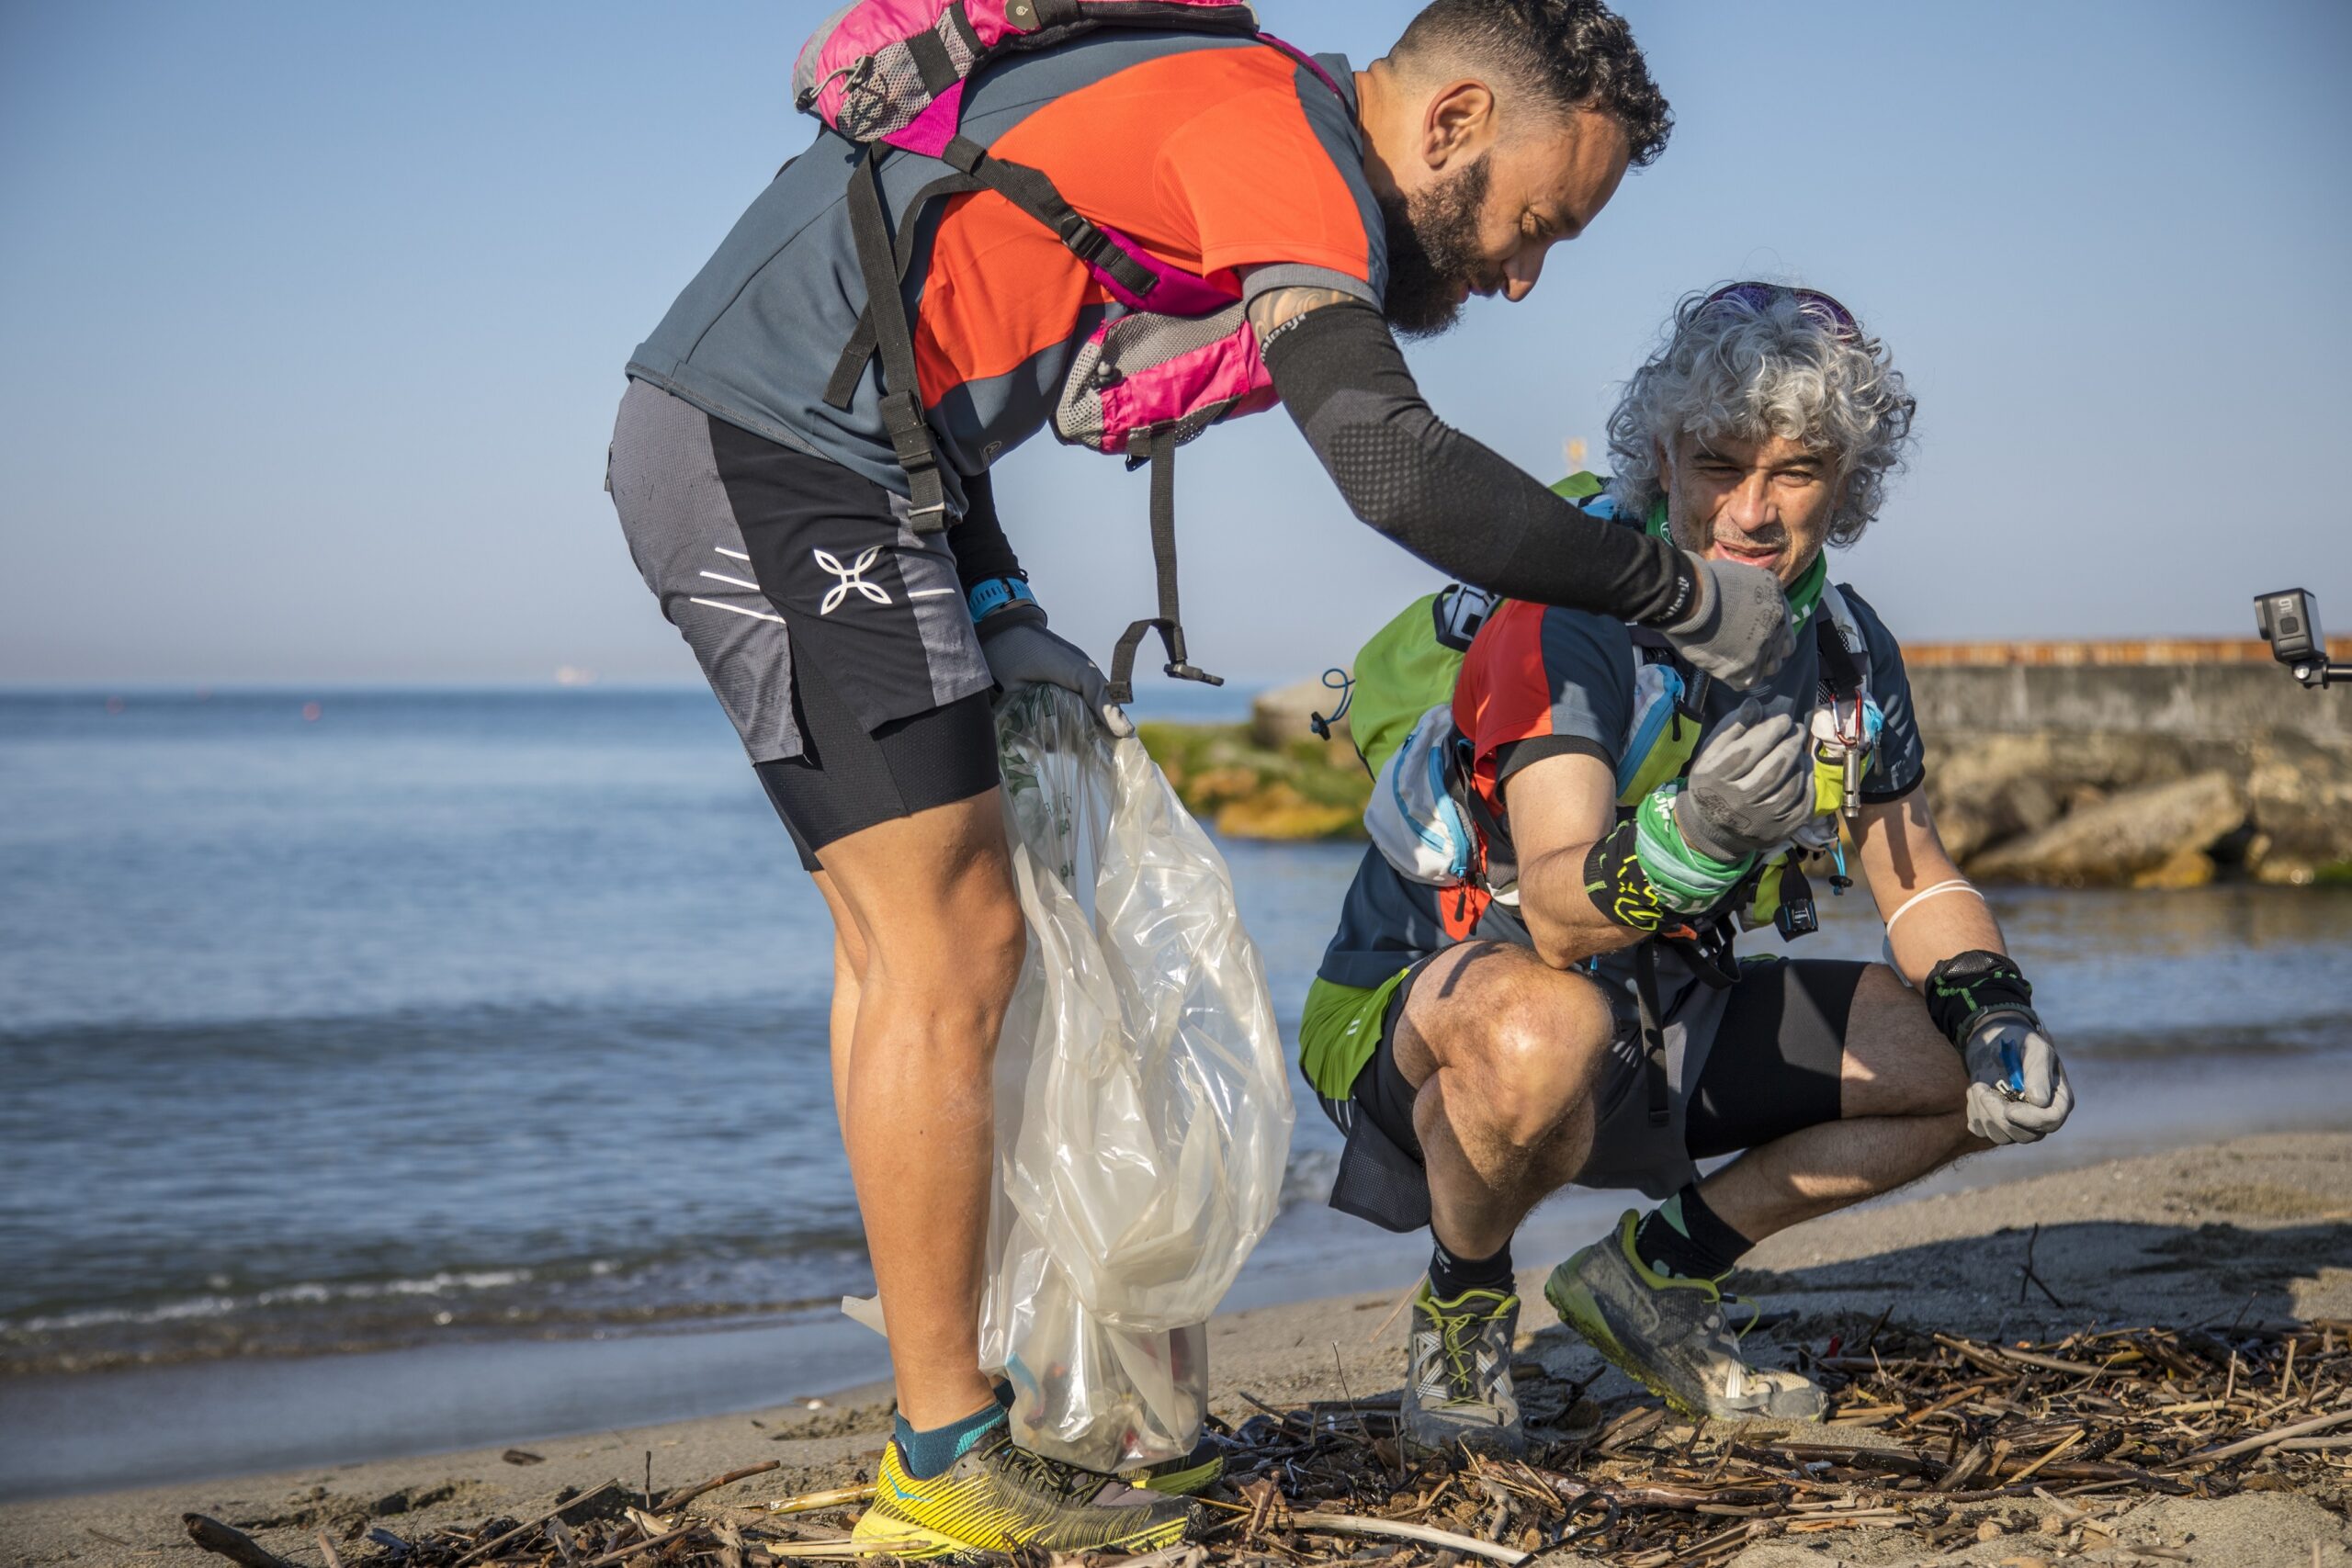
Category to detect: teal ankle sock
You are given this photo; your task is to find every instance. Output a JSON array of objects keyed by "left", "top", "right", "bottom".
[{"left": 893, "top": 1402, "right": 1007, "bottom": 1480}]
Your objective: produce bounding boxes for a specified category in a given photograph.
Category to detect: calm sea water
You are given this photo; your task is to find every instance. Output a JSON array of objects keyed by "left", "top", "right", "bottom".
[{"left": 4, "top": 687, "right": 2350, "bottom": 1389}]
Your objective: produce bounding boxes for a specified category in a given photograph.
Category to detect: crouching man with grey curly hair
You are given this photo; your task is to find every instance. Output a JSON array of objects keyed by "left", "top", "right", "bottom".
[{"left": 1295, "top": 283, "right": 2077, "bottom": 1456}]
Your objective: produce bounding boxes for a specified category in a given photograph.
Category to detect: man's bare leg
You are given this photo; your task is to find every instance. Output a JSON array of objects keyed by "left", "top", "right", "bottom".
[
  {"left": 812, "top": 870, "right": 867, "bottom": 1129},
  {"left": 1545, "top": 964, "right": 1981, "bottom": 1421},
  {"left": 1392, "top": 942, "right": 1622, "bottom": 1258},
  {"left": 1698, "top": 964, "right": 1986, "bottom": 1245},
  {"left": 813, "top": 792, "right": 1025, "bottom": 1428},
  {"left": 1379, "top": 942, "right": 1621, "bottom": 1453}
]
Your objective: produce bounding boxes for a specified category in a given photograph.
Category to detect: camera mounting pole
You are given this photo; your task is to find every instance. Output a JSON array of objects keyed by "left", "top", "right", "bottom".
[{"left": 2284, "top": 658, "right": 2352, "bottom": 690}]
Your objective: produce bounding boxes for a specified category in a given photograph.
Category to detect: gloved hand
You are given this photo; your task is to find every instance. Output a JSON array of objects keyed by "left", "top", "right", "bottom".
[
  {"left": 1674, "top": 696, "right": 1815, "bottom": 862},
  {"left": 978, "top": 614, "right": 1135, "bottom": 738},
  {"left": 1660, "top": 555, "right": 1796, "bottom": 691},
  {"left": 1962, "top": 1010, "right": 2075, "bottom": 1145}
]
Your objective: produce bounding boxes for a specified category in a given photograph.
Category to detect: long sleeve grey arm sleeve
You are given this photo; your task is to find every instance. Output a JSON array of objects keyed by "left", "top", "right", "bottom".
[{"left": 1262, "top": 299, "right": 1698, "bottom": 626}]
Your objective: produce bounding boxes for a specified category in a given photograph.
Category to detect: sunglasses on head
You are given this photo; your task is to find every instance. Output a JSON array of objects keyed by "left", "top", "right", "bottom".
[{"left": 1699, "top": 281, "right": 1860, "bottom": 339}]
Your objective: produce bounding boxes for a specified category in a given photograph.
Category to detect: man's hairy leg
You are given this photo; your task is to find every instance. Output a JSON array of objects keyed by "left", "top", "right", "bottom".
[
  {"left": 1698, "top": 964, "right": 1987, "bottom": 1246},
  {"left": 812, "top": 870, "right": 868, "bottom": 1130},
  {"left": 1393, "top": 942, "right": 1620, "bottom": 1260},
  {"left": 816, "top": 793, "right": 1026, "bottom": 1427}
]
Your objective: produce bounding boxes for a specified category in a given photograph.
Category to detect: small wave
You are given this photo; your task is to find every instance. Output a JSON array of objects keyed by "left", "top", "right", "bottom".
[
  {"left": 4, "top": 1267, "right": 547, "bottom": 1336},
  {"left": 10, "top": 1295, "right": 245, "bottom": 1333}
]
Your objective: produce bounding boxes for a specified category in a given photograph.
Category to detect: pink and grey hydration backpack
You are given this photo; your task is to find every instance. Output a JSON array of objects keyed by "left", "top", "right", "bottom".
[{"left": 795, "top": 0, "right": 1346, "bottom": 699}]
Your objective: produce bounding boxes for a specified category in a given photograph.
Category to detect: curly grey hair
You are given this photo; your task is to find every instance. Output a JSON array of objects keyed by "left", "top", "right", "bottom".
[{"left": 1605, "top": 285, "right": 1917, "bottom": 548}]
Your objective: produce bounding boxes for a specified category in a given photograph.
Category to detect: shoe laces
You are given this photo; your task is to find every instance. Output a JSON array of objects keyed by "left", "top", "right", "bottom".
[
  {"left": 1425, "top": 1303, "right": 1497, "bottom": 1401},
  {"left": 989, "top": 1439, "right": 1107, "bottom": 1504},
  {"left": 1702, "top": 1289, "right": 1777, "bottom": 1374}
]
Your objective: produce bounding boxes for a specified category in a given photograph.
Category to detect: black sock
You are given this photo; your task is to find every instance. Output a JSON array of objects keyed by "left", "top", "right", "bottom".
[
  {"left": 1633, "top": 1186, "right": 1753, "bottom": 1280},
  {"left": 1428, "top": 1235, "right": 1514, "bottom": 1300}
]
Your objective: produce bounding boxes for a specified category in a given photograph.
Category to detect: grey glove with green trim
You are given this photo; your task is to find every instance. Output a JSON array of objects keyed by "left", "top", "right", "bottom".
[
  {"left": 1674, "top": 696, "right": 1815, "bottom": 863},
  {"left": 1660, "top": 557, "right": 1797, "bottom": 693},
  {"left": 1962, "top": 1010, "right": 2075, "bottom": 1145},
  {"left": 978, "top": 611, "right": 1135, "bottom": 739}
]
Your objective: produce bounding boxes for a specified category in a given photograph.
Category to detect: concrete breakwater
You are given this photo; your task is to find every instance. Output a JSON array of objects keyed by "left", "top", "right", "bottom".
[
  {"left": 1905, "top": 642, "right": 2350, "bottom": 886},
  {"left": 1146, "top": 640, "right": 2352, "bottom": 886},
  {"left": 1901, "top": 639, "right": 2348, "bottom": 746}
]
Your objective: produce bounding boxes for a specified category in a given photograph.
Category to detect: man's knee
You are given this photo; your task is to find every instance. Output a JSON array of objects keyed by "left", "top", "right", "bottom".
[
  {"left": 1453, "top": 970, "right": 1614, "bottom": 1146},
  {"left": 1842, "top": 964, "right": 1970, "bottom": 1121},
  {"left": 830, "top": 800, "right": 1027, "bottom": 1015},
  {"left": 921, "top": 863, "right": 1028, "bottom": 1006}
]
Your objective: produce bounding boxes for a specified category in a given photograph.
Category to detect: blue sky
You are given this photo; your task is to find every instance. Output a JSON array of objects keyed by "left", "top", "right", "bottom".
[{"left": 3, "top": 0, "right": 2347, "bottom": 685}]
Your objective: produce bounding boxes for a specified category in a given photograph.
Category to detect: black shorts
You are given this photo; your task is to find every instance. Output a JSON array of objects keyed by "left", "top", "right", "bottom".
[
  {"left": 1341, "top": 954, "right": 1863, "bottom": 1174},
  {"left": 608, "top": 380, "right": 1001, "bottom": 868},
  {"left": 755, "top": 668, "right": 999, "bottom": 871}
]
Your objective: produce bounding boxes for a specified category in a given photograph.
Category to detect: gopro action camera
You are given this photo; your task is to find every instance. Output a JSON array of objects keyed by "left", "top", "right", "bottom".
[{"left": 2255, "top": 588, "right": 2346, "bottom": 689}]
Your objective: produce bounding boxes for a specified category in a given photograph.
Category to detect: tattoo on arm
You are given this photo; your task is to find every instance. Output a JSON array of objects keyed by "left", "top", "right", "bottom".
[{"left": 1246, "top": 285, "right": 1361, "bottom": 348}]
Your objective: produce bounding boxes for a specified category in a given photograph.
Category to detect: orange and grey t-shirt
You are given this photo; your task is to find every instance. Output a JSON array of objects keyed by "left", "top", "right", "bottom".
[{"left": 627, "top": 30, "right": 1385, "bottom": 513}]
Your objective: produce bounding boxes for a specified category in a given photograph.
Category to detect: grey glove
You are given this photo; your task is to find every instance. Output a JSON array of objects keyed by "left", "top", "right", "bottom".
[
  {"left": 1962, "top": 1010, "right": 2075, "bottom": 1145},
  {"left": 1674, "top": 696, "right": 1815, "bottom": 862},
  {"left": 1660, "top": 555, "right": 1797, "bottom": 692},
  {"left": 978, "top": 615, "right": 1135, "bottom": 739}
]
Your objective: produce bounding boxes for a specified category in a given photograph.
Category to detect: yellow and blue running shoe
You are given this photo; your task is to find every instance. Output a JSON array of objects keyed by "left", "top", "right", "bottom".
[{"left": 853, "top": 1425, "right": 1195, "bottom": 1561}]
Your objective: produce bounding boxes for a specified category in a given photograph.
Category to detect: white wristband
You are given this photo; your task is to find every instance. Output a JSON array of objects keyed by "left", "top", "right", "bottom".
[{"left": 1884, "top": 878, "right": 1983, "bottom": 936}]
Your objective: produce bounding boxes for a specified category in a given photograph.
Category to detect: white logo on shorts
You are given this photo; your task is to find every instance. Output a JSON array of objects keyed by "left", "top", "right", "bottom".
[{"left": 813, "top": 547, "right": 891, "bottom": 615}]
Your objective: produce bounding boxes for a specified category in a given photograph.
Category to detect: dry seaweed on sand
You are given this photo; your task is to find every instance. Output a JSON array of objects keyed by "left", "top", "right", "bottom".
[{"left": 187, "top": 1320, "right": 2352, "bottom": 1568}]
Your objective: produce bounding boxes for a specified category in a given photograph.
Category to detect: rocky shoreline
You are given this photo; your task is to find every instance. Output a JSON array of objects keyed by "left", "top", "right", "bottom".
[{"left": 1142, "top": 659, "right": 2352, "bottom": 887}]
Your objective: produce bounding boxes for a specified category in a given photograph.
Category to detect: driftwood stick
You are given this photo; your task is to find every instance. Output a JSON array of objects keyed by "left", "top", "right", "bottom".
[
  {"left": 1290, "top": 1510, "right": 1528, "bottom": 1564},
  {"left": 582, "top": 1523, "right": 697, "bottom": 1568},
  {"left": 2018, "top": 1223, "right": 2068, "bottom": 1309},
  {"left": 763, "top": 1483, "right": 877, "bottom": 1515},
  {"left": 315, "top": 1531, "right": 344, "bottom": 1568},
  {"left": 450, "top": 1478, "right": 621, "bottom": 1567},
  {"left": 1997, "top": 1346, "right": 2109, "bottom": 1378},
  {"left": 757, "top": 1543, "right": 928, "bottom": 1561},
  {"left": 1098, "top": 1544, "right": 1206, "bottom": 1568},
  {"left": 657, "top": 1460, "right": 783, "bottom": 1513},
  {"left": 1770, "top": 1440, "right": 1932, "bottom": 1475},
  {"left": 2174, "top": 1405, "right": 2352, "bottom": 1466},
  {"left": 181, "top": 1515, "right": 300, "bottom": 1568}
]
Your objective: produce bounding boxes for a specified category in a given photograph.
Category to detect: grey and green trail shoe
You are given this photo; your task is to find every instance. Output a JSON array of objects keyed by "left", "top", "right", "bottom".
[
  {"left": 1544, "top": 1210, "right": 1825, "bottom": 1422},
  {"left": 1400, "top": 1280, "right": 1525, "bottom": 1457}
]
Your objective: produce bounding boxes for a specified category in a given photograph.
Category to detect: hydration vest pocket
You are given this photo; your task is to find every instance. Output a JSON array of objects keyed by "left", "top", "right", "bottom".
[
  {"left": 1363, "top": 704, "right": 1479, "bottom": 888},
  {"left": 1615, "top": 660, "right": 1702, "bottom": 807},
  {"left": 1054, "top": 300, "right": 1275, "bottom": 457}
]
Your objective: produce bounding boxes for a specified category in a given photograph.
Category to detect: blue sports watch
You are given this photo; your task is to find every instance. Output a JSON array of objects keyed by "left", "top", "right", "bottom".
[{"left": 967, "top": 575, "right": 1037, "bottom": 623}]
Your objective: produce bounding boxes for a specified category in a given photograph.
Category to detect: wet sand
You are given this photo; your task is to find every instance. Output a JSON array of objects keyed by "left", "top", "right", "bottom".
[{"left": 5, "top": 1131, "right": 2348, "bottom": 1566}]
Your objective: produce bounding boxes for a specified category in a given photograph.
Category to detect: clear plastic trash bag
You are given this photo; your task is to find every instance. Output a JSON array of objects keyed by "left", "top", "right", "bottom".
[
  {"left": 983, "top": 682, "right": 1290, "bottom": 1469},
  {"left": 849, "top": 682, "right": 1290, "bottom": 1472}
]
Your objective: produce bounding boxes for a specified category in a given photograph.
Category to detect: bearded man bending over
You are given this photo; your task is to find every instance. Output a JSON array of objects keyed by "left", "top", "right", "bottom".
[{"left": 1297, "top": 283, "right": 2076, "bottom": 1454}]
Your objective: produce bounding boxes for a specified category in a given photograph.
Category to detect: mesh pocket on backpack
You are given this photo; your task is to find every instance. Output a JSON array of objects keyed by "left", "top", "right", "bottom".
[{"left": 1054, "top": 301, "right": 1255, "bottom": 456}]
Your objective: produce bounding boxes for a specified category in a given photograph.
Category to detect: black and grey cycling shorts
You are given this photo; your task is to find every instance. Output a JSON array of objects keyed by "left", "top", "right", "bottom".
[
  {"left": 1321, "top": 954, "right": 1865, "bottom": 1229},
  {"left": 606, "top": 379, "right": 999, "bottom": 868}
]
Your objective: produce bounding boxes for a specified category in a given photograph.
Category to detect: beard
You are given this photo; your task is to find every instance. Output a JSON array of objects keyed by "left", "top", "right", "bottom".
[{"left": 1376, "top": 153, "right": 1492, "bottom": 342}]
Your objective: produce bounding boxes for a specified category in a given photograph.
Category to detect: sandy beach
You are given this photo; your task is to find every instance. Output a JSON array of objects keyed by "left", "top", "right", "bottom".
[{"left": 6, "top": 1130, "right": 2347, "bottom": 1566}]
